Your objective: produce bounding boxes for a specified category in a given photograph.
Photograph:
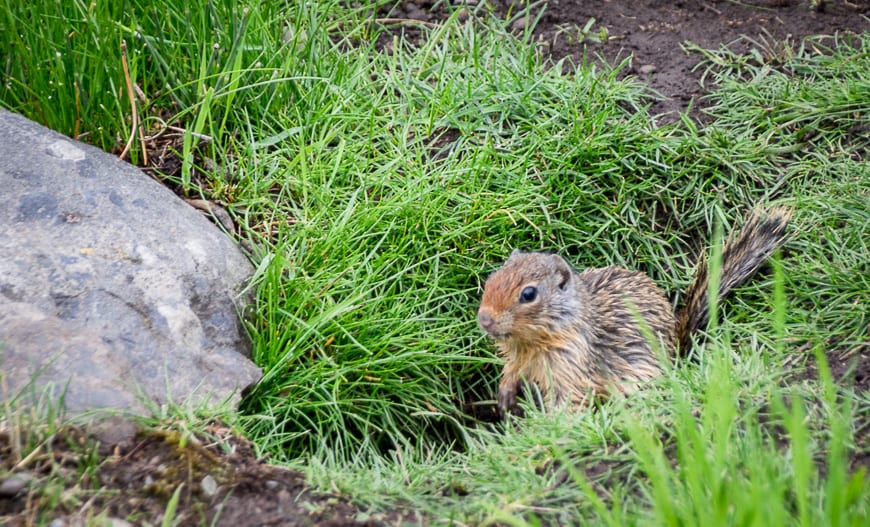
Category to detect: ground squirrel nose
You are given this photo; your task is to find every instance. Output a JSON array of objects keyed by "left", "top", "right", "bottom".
[{"left": 478, "top": 311, "right": 495, "bottom": 332}]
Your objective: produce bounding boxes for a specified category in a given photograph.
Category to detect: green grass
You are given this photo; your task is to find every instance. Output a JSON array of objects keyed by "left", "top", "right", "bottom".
[{"left": 1, "top": 1, "right": 868, "bottom": 524}]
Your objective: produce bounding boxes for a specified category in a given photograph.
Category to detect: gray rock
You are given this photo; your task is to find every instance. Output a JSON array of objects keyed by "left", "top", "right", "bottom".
[
  {"left": 0, "top": 109, "right": 261, "bottom": 431},
  {"left": 0, "top": 471, "right": 34, "bottom": 496}
]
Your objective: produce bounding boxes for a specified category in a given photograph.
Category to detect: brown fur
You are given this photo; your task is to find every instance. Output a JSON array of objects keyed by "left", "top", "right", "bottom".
[{"left": 478, "top": 208, "right": 791, "bottom": 415}]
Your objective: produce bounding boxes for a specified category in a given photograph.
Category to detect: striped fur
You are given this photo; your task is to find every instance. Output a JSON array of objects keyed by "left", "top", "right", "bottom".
[{"left": 676, "top": 207, "right": 792, "bottom": 351}]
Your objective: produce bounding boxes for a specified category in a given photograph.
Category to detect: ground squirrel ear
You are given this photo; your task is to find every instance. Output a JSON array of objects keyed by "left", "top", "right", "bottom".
[
  {"left": 550, "top": 254, "right": 572, "bottom": 290},
  {"left": 510, "top": 248, "right": 522, "bottom": 257}
]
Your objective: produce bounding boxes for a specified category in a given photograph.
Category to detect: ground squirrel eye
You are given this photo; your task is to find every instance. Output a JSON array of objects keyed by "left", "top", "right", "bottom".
[{"left": 519, "top": 286, "right": 538, "bottom": 303}]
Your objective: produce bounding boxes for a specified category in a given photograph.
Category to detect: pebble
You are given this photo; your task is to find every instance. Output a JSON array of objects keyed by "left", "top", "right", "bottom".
[
  {"left": 639, "top": 64, "right": 657, "bottom": 74},
  {"left": 201, "top": 474, "right": 218, "bottom": 497},
  {"left": 0, "top": 472, "right": 33, "bottom": 496},
  {"left": 405, "top": 5, "right": 426, "bottom": 19},
  {"left": 511, "top": 15, "right": 530, "bottom": 32}
]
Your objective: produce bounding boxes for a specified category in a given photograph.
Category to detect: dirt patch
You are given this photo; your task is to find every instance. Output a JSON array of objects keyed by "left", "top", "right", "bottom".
[
  {"left": 827, "top": 342, "right": 870, "bottom": 393},
  {"left": 533, "top": 0, "right": 867, "bottom": 116},
  {"left": 1, "top": 424, "right": 413, "bottom": 526},
  {"left": 801, "top": 341, "right": 870, "bottom": 471},
  {"left": 387, "top": 1, "right": 869, "bottom": 120}
]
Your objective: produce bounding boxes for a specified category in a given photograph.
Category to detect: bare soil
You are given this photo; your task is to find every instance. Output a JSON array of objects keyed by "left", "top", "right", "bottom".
[
  {"left": 0, "top": 425, "right": 415, "bottom": 526},
  {"left": 3, "top": 2, "right": 868, "bottom": 525},
  {"left": 391, "top": 0, "right": 870, "bottom": 121}
]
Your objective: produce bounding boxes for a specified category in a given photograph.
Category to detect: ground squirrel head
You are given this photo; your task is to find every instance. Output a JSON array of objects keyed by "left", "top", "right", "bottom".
[{"left": 478, "top": 250, "right": 585, "bottom": 347}]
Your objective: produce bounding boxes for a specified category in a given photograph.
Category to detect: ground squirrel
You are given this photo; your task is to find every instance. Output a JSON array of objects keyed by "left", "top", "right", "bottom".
[{"left": 477, "top": 208, "right": 791, "bottom": 415}]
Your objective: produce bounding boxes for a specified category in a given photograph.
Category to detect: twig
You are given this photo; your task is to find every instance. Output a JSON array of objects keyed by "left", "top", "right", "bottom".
[
  {"left": 13, "top": 436, "right": 49, "bottom": 471},
  {"left": 132, "top": 83, "right": 149, "bottom": 162},
  {"left": 141, "top": 120, "right": 213, "bottom": 143},
  {"left": 700, "top": 2, "right": 722, "bottom": 15},
  {"left": 118, "top": 40, "right": 139, "bottom": 162},
  {"left": 165, "top": 125, "right": 213, "bottom": 142},
  {"left": 839, "top": 343, "right": 866, "bottom": 360},
  {"left": 721, "top": 0, "right": 774, "bottom": 11}
]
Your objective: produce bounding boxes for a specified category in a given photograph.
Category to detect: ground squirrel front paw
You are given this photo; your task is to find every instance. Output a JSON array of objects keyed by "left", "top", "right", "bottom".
[{"left": 497, "top": 381, "right": 520, "bottom": 418}]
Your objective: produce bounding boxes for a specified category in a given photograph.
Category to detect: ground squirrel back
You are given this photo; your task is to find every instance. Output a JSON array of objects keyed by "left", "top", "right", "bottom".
[{"left": 478, "top": 207, "right": 791, "bottom": 416}]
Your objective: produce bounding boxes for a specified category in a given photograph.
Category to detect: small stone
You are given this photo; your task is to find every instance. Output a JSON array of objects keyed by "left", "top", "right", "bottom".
[
  {"left": 404, "top": 5, "right": 425, "bottom": 19},
  {"left": 639, "top": 64, "right": 657, "bottom": 74},
  {"left": 511, "top": 15, "right": 530, "bottom": 32},
  {"left": 0, "top": 472, "right": 33, "bottom": 496},
  {"left": 382, "top": 40, "right": 394, "bottom": 56},
  {"left": 264, "top": 479, "right": 280, "bottom": 490},
  {"left": 282, "top": 25, "right": 295, "bottom": 43},
  {"left": 86, "top": 416, "right": 138, "bottom": 446},
  {"left": 201, "top": 474, "right": 218, "bottom": 497}
]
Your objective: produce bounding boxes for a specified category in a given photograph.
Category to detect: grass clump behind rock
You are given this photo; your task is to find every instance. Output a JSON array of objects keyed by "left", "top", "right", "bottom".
[{"left": 231, "top": 8, "right": 795, "bottom": 458}]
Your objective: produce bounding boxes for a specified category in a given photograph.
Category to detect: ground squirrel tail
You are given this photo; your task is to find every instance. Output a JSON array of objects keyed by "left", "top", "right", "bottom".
[{"left": 675, "top": 207, "right": 792, "bottom": 352}]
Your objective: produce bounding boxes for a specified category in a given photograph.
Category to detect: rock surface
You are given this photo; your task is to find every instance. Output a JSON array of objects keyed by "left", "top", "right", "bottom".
[{"left": 0, "top": 109, "right": 261, "bottom": 429}]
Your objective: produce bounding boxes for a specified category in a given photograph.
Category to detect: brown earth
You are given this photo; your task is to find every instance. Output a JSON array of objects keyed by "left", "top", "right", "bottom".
[
  {"left": 0, "top": 424, "right": 415, "bottom": 526},
  {"left": 3, "top": 2, "right": 868, "bottom": 525},
  {"left": 390, "top": 0, "right": 870, "bottom": 121}
]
